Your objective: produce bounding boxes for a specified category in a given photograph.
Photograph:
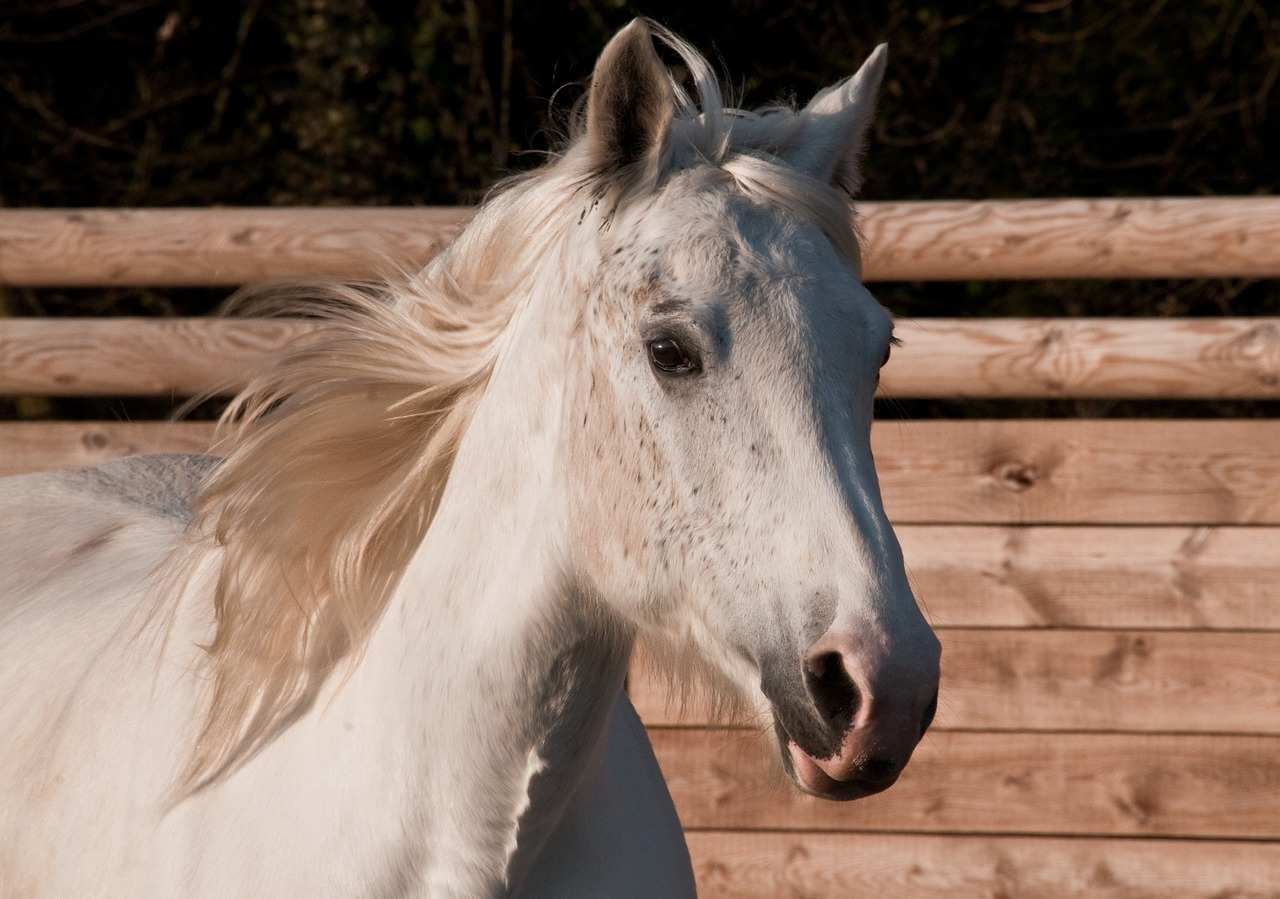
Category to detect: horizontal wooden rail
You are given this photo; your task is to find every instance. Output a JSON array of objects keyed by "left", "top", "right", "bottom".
[
  {"left": 2, "top": 198, "right": 1278, "bottom": 286},
  {"left": 897, "top": 525, "right": 1280, "bottom": 630},
  {"left": 873, "top": 419, "right": 1280, "bottom": 525},
  {"left": 0, "top": 208, "right": 471, "bottom": 288},
  {"left": 0, "top": 318, "right": 315, "bottom": 397},
  {"left": 3, "top": 317, "right": 1278, "bottom": 399},
  {"left": 685, "top": 832, "right": 1280, "bottom": 899},
  {"left": 0, "top": 421, "right": 215, "bottom": 474},
  {"left": 631, "top": 629, "right": 1280, "bottom": 733},
  {"left": 651, "top": 729, "right": 1280, "bottom": 839},
  {"left": 859, "top": 197, "right": 1280, "bottom": 281},
  {"left": 885, "top": 317, "right": 1280, "bottom": 399},
  {"left": 4, "top": 419, "right": 1279, "bottom": 524}
]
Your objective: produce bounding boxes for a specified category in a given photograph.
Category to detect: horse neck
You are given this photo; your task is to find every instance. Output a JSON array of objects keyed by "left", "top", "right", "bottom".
[{"left": 305, "top": 275, "right": 632, "bottom": 894}]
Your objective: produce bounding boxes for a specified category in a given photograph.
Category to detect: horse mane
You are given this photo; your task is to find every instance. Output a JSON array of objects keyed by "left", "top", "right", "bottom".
[{"left": 177, "top": 20, "right": 866, "bottom": 789}]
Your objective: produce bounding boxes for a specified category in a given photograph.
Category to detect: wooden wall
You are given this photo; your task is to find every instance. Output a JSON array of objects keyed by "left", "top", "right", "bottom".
[{"left": 2, "top": 201, "right": 1278, "bottom": 897}]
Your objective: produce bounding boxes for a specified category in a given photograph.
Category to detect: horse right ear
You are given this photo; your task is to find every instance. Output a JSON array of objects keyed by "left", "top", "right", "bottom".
[
  {"left": 785, "top": 44, "right": 888, "bottom": 198},
  {"left": 585, "top": 19, "right": 675, "bottom": 175}
]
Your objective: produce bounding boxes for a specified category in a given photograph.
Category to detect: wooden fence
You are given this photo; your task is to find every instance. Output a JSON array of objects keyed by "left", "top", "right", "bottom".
[{"left": 2, "top": 200, "right": 1279, "bottom": 897}]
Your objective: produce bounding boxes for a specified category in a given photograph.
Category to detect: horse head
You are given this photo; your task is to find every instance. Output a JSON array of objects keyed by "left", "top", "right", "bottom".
[{"left": 558, "top": 20, "right": 941, "bottom": 800}]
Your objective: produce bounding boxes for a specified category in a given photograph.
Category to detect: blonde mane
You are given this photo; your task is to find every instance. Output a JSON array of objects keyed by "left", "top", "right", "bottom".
[{"left": 178, "top": 21, "right": 867, "bottom": 788}]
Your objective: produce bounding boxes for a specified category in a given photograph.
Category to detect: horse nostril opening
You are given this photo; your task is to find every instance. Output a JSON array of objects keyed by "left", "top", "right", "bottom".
[
  {"left": 859, "top": 756, "right": 900, "bottom": 785},
  {"left": 920, "top": 690, "right": 939, "bottom": 737},
  {"left": 804, "top": 650, "right": 859, "bottom": 732}
]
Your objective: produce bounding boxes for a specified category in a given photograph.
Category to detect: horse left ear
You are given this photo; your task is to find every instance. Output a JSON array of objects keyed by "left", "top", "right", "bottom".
[
  {"left": 585, "top": 19, "right": 675, "bottom": 175},
  {"left": 786, "top": 44, "right": 888, "bottom": 197}
]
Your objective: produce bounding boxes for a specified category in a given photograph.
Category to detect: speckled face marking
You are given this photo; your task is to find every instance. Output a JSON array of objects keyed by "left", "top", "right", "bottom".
[{"left": 563, "top": 154, "right": 938, "bottom": 799}]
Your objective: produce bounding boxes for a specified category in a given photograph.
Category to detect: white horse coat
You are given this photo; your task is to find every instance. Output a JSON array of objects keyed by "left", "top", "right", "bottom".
[{"left": 0, "top": 20, "right": 938, "bottom": 897}]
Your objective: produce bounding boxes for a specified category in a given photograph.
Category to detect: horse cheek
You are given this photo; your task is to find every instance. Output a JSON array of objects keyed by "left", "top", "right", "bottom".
[{"left": 567, "top": 379, "right": 684, "bottom": 620}]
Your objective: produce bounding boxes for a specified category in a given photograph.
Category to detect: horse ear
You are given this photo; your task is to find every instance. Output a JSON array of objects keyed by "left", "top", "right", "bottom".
[
  {"left": 787, "top": 44, "right": 888, "bottom": 197},
  {"left": 585, "top": 19, "right": 674, "bottom": 174}
]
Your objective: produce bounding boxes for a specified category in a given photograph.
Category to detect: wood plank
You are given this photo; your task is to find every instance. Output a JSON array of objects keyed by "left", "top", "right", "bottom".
[
  {"left": 0, "top": 421, "right": 216, "bottom": 476},
  {"left": 873, "top": 419, "right": 1280, "bottom": 525},
  {"left": 686, "top": 831, "right": 1280, "bottom": 899},
  {"left": 0, "top": 207, "right": 471, "bottom": 287},
  {"left": 3, "top": 420, "right": 1280, "bottom": 525},
  {"left": 884, "top": 317, "right": 1280, "bottom": 400},
  {"left": 632, "top": 630, "right": 1280, "bottom": 733},
  {"left": 3, "top": 198, "right": 1279, "bottom": 287},
  {"left": 859, "top": 196, "right": 1280, "bottom": 281},
  {"left": 934, "top": 630, "right": 1280, "bottom": 734},
  {"left": 3, "top": 317, "right": 1277, "bottom": 399},
  {"left": 0, "top": 318, "right": 317, "bottom": 396},
  {"left": 650, "top": 728, "right": 1280, "bottom": 839},
  {"left": 898, "top": 525, "right": 1280, "bottom": 630}
]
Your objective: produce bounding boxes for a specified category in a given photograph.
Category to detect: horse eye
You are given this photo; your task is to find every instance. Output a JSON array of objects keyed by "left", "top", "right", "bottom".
[
  {"left": 881, "top": 337, "right": 900, "bottom": 368},
  {"left": 648, "top": 337, "right": 695, "bottom": 374}
]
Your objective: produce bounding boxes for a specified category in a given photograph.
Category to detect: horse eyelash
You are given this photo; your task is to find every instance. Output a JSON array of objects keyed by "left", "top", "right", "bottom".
[{"left": 882, "top": 334, "right": 902, "bottom": 367}]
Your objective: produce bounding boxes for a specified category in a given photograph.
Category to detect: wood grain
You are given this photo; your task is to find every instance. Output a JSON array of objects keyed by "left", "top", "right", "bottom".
[
  {"left": 0, "top": 318, "right": 317, "bottom": 396},
  {"left": 649, "top": 728, "right": 1280, "bottom": 839},
  {"left": 631, "top": 630, "right": 1280, "bottom": 734},
  {"left": 935, "top": 630, "right": 1280, "bottom": 734},
  {"left": 885, "top": 317, "right": 1280, "bottom": 399},
  {"left": 3, "top": 317, "right": 1278, "bottom": 399},
  {"left": 873, "top": 419, "right": 1280, "bottom": 525},
  {"left": 0, "top": 421, "right": 216, "bottom": 476},
  {"left": 0, "top": 207, "right": 471, "bottom": 287},
  {"left": 685, "top": 831, "right": 1280, "bottom": 899},
  {"left": 3, "top": 198, "right": 1279, "bottom": 286},
  {"left": 858, "top": 196, "right": 1280, "bottom": 281},
  {"left": 897, "top": 525, "right": 1280, "bottom": 630}
]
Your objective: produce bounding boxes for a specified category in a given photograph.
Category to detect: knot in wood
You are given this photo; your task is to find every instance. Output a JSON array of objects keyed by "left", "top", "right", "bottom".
[
  {"left": 1040, "top": 326, "right": 1066, "bottom": 346},
  {"left": 81, "top": 430, "right": 110, "bottom": 450},
  {"left": 1237, "top": 323, "right": 1280, "bottom": 387},
  {"left": 992, "top": 460, "right": 1039, "bottom": 492}
]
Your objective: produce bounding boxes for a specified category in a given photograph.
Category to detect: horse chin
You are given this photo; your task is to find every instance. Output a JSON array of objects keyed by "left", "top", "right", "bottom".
[{"left": 776, "top": 725, "right": 900, "bottom": 802}]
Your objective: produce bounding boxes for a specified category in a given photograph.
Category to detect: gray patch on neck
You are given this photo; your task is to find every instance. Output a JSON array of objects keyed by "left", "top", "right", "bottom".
[{"left": 56, "top": 453, "right": 220, "bottom": 524}]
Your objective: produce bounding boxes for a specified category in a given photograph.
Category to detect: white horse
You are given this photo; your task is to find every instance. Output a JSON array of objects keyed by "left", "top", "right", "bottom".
[{"left": 0, "top": 20, "right": 939, "bottom": 898}]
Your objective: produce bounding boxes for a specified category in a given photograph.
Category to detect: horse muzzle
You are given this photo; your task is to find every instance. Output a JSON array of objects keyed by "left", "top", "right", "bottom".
[{"left": 769, "top": 630, "right": 940, "bottom": 801}]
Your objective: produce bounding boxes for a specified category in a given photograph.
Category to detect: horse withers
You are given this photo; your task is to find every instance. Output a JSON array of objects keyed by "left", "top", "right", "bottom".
[{"left": 0, "top": 19, "right": 939, "bottom": 898}]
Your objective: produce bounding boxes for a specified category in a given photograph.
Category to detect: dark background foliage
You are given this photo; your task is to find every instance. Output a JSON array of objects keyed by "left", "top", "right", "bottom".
[
  {"left": 1, "top": 0, "right": 1276, "bottom": 419},
  {"left": 4, "top": 1, "right": 1277, "bottom": 209}
]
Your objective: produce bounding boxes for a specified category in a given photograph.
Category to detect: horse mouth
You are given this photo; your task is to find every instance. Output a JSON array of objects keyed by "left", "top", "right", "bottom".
[{"left": 774, "top": 721, "right": 903, "bottom": 802}]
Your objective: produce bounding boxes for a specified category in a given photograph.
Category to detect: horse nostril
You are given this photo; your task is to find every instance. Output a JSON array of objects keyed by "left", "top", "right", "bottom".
[
  {"left": 858, "top": 756, "right": 901, "bottom": 785},
  {"left": 804, "top": 650, "right": 860, "bottom": 732},
  {"left": 920, "top": 690, "right": 938, "bottom": 737}
]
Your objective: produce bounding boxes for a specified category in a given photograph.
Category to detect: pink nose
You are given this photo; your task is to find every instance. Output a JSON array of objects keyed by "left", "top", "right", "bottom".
[{"left": 792, "top": 633, "right": 939, "bottom": 795}]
